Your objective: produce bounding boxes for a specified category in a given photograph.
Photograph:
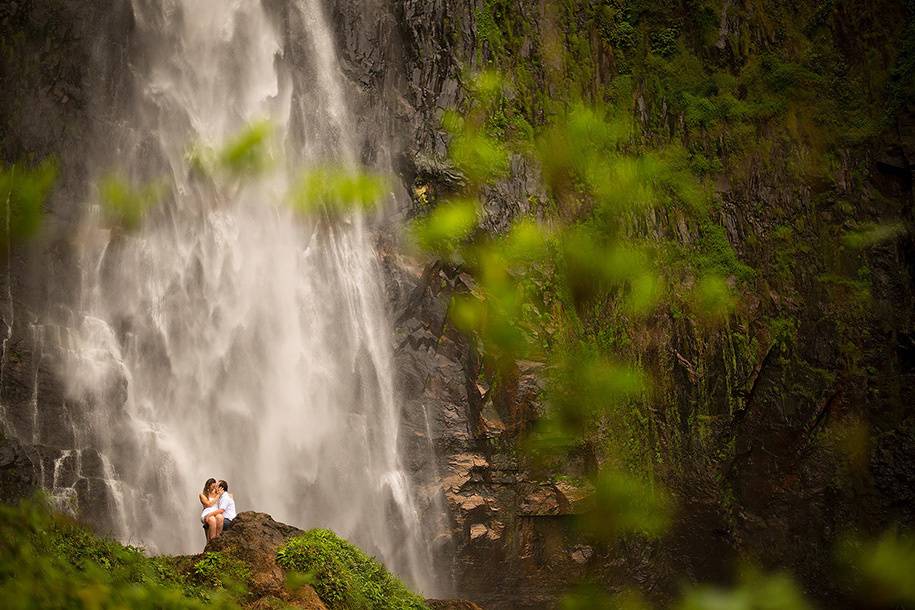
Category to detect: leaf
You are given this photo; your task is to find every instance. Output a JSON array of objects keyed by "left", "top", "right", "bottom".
[
  {"left": 99, "top": 175, "right": 165, "bottom": 232},
  {"left": 0, "top": 158, "right": 57, "bottom": 247},
  {"left": 411, "top": 198, "right": 479, "bottom": 255}
]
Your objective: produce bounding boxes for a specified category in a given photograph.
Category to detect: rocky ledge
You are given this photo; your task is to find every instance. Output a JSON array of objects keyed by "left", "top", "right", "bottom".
[{"left": 192, "top": 511, "right": 481, "bottom": 610}]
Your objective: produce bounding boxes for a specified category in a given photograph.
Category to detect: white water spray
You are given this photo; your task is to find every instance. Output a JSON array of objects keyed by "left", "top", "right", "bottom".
[{"left": 63, "top": 0, "right": 435, "bottom": 592}]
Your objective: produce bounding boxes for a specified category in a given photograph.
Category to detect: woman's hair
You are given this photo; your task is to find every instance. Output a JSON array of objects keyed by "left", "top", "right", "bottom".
[{"left": 203, "top": 478, "right": 216, "bottom": 494}]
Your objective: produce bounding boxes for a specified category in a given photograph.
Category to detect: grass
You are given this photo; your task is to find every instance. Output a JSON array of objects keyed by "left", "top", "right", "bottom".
[
  {"left": 0, "top": 498, "right": 429, "bottom": 609},
  {"left": 0, "top": 497, "right": 241, "bottom": 610}
]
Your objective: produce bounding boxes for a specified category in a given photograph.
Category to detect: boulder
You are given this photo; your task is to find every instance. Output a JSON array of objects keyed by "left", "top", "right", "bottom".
[
  {"left": 201, "top": 512, "right": 486, "bottom": 609},
  {"left": 203, "top": 511, "right": 309, "bottom": 601}
]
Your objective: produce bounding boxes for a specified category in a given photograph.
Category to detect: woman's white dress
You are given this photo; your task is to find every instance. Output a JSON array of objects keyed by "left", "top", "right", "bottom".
[{"left": 201, "top": 496, "right": 219, "bottom": 522}]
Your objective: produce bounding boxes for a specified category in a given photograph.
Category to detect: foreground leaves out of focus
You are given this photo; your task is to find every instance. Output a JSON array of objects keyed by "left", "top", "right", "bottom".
[
  {"left": 0, "top": 159, "right": 57, "bottom": 249},
  {"left": 838, "top": 528, "right": 915, "bottom": 607},
  {"left": 411, "top": 73, "right": 712, "bottom": 544},
  {"left": 410, "top": 65, "right": 915, "bottom": 609},
  {"left": 676, "top": 568, "right": 812, "bottom": 610},
  {"left": 0, "top": 498, "right": 241, "bottom": 610},
  {"left": 290, "top": 166, "right": 387, "bottom": 218},
  {"left": 98, "top": 175, "right": 165, "bottom": 232},
  {"left": 185, "top": 120, "right": 387, "bottom": 219}
]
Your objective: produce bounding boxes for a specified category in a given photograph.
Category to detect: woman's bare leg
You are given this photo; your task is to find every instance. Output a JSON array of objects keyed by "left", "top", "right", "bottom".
[
  {"left": 205, "top": 515, "right": 218, "bottom": 541},
  {"left": 216, "top": 513, "right": 225, "bottom": 536}
]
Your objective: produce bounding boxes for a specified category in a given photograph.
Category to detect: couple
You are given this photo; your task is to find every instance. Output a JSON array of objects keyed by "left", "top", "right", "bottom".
[{"left": 199, "top": 478, "right": 236, "bottom": 541}]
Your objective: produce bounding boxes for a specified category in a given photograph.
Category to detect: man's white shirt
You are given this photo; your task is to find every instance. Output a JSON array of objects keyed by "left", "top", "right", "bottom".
[{"left": 218, "top": 492, "right": 237, "bottom": 521}]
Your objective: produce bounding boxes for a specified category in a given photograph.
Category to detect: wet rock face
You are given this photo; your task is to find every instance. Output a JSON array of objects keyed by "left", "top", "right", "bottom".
[
  {"left": 0, "top": 436, "right": 38, "bottom": 502},
  {"left": 385, "top": 257, "right": 603, "bottom": 608},
  {"left": 339, "top": 3, "right": 915, "bottom": 609},
  {"left": 0, "top": 0, "right": 156, "bottom": 539}
]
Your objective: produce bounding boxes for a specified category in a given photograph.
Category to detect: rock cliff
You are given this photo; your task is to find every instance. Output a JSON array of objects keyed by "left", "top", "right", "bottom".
[{"left": 325, "top": 1, "right": 915, "bottom": 608}]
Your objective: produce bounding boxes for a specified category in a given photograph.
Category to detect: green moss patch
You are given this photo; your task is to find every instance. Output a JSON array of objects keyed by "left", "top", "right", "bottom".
[{"left": 276, "top": 529, "right": 428, "bottom": 610}]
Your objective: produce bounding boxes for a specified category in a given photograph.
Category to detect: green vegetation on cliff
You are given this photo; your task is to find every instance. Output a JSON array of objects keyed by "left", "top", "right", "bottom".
[
  {"left": 276, "top": 529, "right": 428, "bottom": 610},
  {"left": 0, "top": 498, "right": 239, "bottom": 609},
  {"left": 0, "top": 499, "right": 430, "bottom": 610},
  {"left": 409, "top": 0, "right": 915, "bottom": 606}
]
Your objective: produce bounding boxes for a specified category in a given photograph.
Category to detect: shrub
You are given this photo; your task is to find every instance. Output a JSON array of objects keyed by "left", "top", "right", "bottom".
[
  {"left": 276, "top": 529, "right": 427, "bottom": 610},
  {"left": 0, "top": 497, "right": 240, "bottom": 609},
  {"left": 191, "top": 552, "right": 250, "bottom": 597}
]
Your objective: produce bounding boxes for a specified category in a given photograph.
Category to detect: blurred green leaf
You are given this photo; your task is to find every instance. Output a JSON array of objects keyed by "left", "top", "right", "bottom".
[
  {"left": 0, "top": 159, "right": 57, "bottom": 247},
  {"left": 691, "top": 274, "right": 736, "bottom": 320},
  {"left": 677, "top": 567, "right": 811, "bottom": 610},
  {"left": 470, "top": 70, "right": 504, "bottom": 102},
  {"left": 502, "top": 219, "right": 549, "bottom": 264},
  {"left": 842, "top": 222, "right": 906, "bottom": 249},
  {"left": 290, "top": 167, "right": 386, "bottom": 217},
  {"left": 285, "top": 570, "right": 317, "bottom": 591},
  {"left": 562, "top": 587, "right": 652, "bottom": 610},
  {"left": 838, "top": 528, "right": 915, "bottom": 606},
  {"left": 441, "top": 109, "right": 466, "bottom": 136},
  {"left": 566, "top": 104, "right": 632, "bottom": 151},
  {"left": 99, "top": 175, "right": 165, "bottom": 232},
  {"left": 625, "top": 270, "right": 661, "bottom": 314},
  {"left": 411, "top": 198, "right": 479, "bottom": 255},
  {"left": 577, "top": 469, "right": 672, "bottom": 540},
  {"left": 218, "top": 120, "right": 274, "bottom": 175},
  {"left": 449, "top": 132, "right": 510, "bottom": 185},
  {"left": 450, "top": 294, "right": 486, "bottom": 334}
]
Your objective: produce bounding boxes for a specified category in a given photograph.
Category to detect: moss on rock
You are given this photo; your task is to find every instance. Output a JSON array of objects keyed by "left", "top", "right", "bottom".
[{"left": 276, "top": 529, "right": 428, "bottom": 610}]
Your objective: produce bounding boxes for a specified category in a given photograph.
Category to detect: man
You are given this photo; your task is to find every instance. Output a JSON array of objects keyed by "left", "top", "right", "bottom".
[{"left": 215, "top": 479, "right": 237, "bottom": 534}]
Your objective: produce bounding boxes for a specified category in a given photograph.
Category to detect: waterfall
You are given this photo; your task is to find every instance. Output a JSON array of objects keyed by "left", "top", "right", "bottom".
[{"left": 58, "top": 0, "right": 436, "bottom": 593}]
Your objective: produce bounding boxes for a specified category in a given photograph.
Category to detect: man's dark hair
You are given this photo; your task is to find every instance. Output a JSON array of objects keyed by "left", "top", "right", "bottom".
[{"left": 218, "top": 480, "right": 229, "bottom": 492}]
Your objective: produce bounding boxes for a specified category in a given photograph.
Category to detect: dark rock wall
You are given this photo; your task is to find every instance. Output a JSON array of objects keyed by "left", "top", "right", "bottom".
[
  {"left": 1, "top": 0, "right": 136, "bottom": 536},
  {"left": 325, "top": 1, "right": 915, "bottom": 609}
]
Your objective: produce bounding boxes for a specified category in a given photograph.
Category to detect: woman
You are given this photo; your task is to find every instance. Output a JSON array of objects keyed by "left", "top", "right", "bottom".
[{"left": 199, "top": 478, "right": 224, "bottom": 541}]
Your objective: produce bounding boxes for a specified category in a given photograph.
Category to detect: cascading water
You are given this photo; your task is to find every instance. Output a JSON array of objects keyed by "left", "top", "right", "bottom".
[{"left": 58, "top": 0, "right": 436, "bottom": 593}]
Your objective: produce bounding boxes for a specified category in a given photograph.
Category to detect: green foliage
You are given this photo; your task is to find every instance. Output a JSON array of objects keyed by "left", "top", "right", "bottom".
[
  {"left": 448, "top": 132, "right": 510, "bottom": 184},
  {"left": 474, "top": 1, "right": 506, "bottom": 57},
  {"left": 276, "top": 529, "right": 428, "bottom": 610},
  {"left": 190, "top": 553, "right": 249, "bottom": 597},
  {"left": 99, "top": 175, "right": 164, "bottom": 232},
  {"left": 576, "top": 470, "right": 672, "bottom": 541},
  {"left": 649, "top": 28, "right": 679, "bottom": 58},
  {"left": 842, "top": 222, "right": 907, "bottom": 249},
  {"left": 677, "top": 568, "right": 811, "bottom": 610},
  {"left": 838, "top": 528, "right": 915, "bottom": 606},
  {"left": 694, "top": 222, "right": 754, "bottom": 281},
  {"left": 217, "top": 120, "right": 274, "bottom": 175},
  {"left": 290, "top": 167, "right": 387, "bottom": 217},
  {"left": 0, "top": 159, "right": 57, "bottom": 248},
  {"left": 187, "top": 121, "right": 275, "bottom": 177},
  {"left": 411, "top": 198, "right": 479, "bottom": 257},
  {"left": 0, "top": 497, "right": 240, "bottom": 610}
]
